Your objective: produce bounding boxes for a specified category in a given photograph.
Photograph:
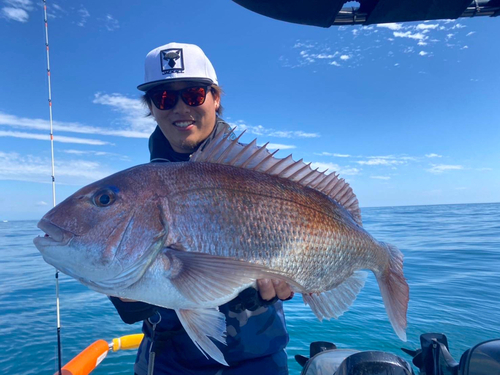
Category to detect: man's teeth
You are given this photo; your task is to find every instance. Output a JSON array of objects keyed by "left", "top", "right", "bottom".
[{"left": 174, "top": 121, "right": 193, "bottom": 128}]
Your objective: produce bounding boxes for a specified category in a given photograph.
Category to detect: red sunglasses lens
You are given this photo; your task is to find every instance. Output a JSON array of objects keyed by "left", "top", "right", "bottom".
[
  {"left": 181, "top": 87, "right": 207, "bottom": 106},
  {"left": 150, "top": 90, "right": 177, "bottom": 110}
]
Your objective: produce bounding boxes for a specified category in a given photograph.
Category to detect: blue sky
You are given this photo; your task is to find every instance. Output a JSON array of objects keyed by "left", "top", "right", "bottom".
[{"left": 0, "top": 0, "right": 499, "bottom": 220}]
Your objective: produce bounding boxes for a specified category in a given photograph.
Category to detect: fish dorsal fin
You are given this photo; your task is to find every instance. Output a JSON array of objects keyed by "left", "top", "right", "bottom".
[{"left": 191, "top": 129, "right": 362, "bottom": 226}]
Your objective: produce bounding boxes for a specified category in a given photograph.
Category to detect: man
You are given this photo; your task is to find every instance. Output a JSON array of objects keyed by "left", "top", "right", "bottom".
[{"left": 109, "top": 42, "right": 293, "bottom": 375}]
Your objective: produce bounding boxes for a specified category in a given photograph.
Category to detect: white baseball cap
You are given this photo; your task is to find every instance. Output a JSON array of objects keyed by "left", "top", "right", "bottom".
[{"left": 137, "top": 42, "right": 218, "bottom": 91}]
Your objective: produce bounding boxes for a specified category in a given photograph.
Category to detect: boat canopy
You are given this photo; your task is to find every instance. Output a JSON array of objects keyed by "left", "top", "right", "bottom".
[{"left": 232, "top": 0, "right": 500, "bottom": 27}]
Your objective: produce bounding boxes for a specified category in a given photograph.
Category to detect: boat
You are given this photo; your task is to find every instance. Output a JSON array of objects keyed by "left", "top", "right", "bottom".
[
  {"left": 57, "top": 332, "right": 499, "bottom": 374},
  {"left": 295, "top": 333, "right": 500, "bottom": 375}
]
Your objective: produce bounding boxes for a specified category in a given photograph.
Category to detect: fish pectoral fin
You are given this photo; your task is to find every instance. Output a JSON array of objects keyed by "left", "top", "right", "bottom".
[
  {"left": 303, "top": 271, "right": 367, "bottom": 321},
  {"left": 165, "top": 248, "right": 303, "bottom": 303},
  {"left": 176, "top": 308, "right": 228, "bottom": 366}
]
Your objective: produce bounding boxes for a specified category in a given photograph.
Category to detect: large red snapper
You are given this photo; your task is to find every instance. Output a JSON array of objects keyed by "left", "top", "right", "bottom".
[{"left": 34, "top": 130, "right": 409, "bottom": 365}]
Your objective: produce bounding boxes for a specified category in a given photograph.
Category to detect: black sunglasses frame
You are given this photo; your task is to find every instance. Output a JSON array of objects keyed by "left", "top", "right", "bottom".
[{"left": 148, "top": 85, "right": 211, "bottom": 111}]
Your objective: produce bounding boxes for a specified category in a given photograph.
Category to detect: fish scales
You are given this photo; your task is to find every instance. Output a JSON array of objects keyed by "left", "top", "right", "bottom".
[{"left": 162, "top": 162, "right": 388, "bottom": 291}]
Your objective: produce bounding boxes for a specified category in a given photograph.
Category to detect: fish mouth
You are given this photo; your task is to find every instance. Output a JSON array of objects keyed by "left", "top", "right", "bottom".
[{"left": 34, "top": 219, "right": 74, "bottom": 248}]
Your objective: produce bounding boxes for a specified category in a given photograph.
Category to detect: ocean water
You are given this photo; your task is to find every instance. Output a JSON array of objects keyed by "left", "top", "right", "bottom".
[{"left": 1, "top": 203, "right": 499, "bottom": 374}]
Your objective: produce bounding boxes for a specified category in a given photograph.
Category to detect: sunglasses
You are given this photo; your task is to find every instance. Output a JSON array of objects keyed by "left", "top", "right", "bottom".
[{"left": 148, "top": 85, "right": 210, "bottom": 110}]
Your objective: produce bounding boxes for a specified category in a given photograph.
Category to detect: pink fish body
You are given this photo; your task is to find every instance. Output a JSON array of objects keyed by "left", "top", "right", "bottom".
[{"left": 34, "top": 131, "right": 409, "bottom": 365}]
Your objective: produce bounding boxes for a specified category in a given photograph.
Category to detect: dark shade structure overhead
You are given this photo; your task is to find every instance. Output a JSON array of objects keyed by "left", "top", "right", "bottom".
[
  {"left": 232, "top": 0, "right": 500, "bottom": 27},
  {"left": 365, "top": 0, "right": 473, "bottom": 24}
]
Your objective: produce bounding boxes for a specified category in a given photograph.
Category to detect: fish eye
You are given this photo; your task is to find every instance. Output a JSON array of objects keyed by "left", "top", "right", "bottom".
[{"left": 92, "top": 189, "right": 116, "bottom": 207}]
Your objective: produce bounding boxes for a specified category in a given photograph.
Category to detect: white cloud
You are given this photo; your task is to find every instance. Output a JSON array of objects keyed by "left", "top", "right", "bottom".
[
  {"left": 2, "top": 7, "right": 28, "bottom": 22},
  {"left": 400, "top": 156, "right": 418, "bottom": 161},
  {"left": 310, "top": 162, "right": 360, "bottom": 176},
  {"left": 309, "top": 162, "right": 339, "bottom": 173},
  {"left": 104, "top": 14, "right": 119, "bottom": 31},
  {"left": 0, "top": 109, "right": 152, "bottom": 140},
  {"left": 299, "top": 50, "right": 315, "bottom": 64},
  {"left": 357, "top": 157, "right": 404, "bottom": 166},
  {"left": 415, "top": 24, "right": 438, "bottom": 30},
  {"left": 311, "top": 53, "right": 338, "bottom": 59},
  {"left": 77, "top": 6, "right": 89, "bottom": 27},
  {"left": 393, "top": 31, "right": 427, "bottom": 41},
  {"left": 0, "top": 130, "right": 111, "bottom": 145},
  {"left": 377, "top": 23, "right": 402, "bottom": 31},
  {"left": 287, "top": 19, "right": 475, "bottom": 69},
  {"left": 0, "top": 151, "right": 112, "bottom": 184},
  {"left": 425, "top": 153, "right": 442, "bottom": 158},
  {"left": 45, "top": 3, "right": 66, "bottom": 18},
  {"left": 338, "top": 167, "right": 360, "bottom": 176},
  {"left": 36, "top": 201, "right": 48, "bottom": 206},
  {"left": 270, "top": 130, "right": 319, "bottom": 138},
  {"left": 427, "top": 164, "right": 463, "bottom": 174},
  {"left": 318, "top": 152, "right": 351, "bottom": 158},
  {"left": 5, "top": 0, "right": 32, "bottom": 9},
  {"left": 419, "top": 51, "right": 428, "bottom": 56},
  {"left": 263, "top": 143, "right": 297, "bottom": 150},
  {"left": 232, "top": 121, "right": 320, "bottom": 139},
  {"left": 466, "top": 31, "right": 475, "bottom": 36},
  {"left": 92, "top": 93, "right": 154, "bottom": 134},
  {"left": 293, "top": 42, "right": 315, "bottom": 49},
  {"left": 62, "top": 149, "right": 130, "bottom": 161},
  {"left": 371, "top": 176, "right": 391, "bottom": 180}
]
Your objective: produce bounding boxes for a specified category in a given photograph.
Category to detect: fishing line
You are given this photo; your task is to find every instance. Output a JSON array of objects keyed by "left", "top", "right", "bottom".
[{"left": 42, "top": 1, "right": 63, "bottom": 374}]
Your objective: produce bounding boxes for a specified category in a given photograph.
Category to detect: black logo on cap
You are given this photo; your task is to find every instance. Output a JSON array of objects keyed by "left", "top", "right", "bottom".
[{"left": 160, "top": 48, "right": 184, "bottom": 74}]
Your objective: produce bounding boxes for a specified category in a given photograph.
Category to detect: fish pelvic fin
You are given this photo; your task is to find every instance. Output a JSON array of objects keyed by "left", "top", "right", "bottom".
[
  {"left": 374, "top": 242, "right": 409, "bottom": 342},
  {"left": 176, "top": 308, "right": 228, "bottom": 366},
  {"left": 303, "top": 271, "right": 367, "bottom": 321},
  {"left": 190, "top": 128, "right": 362, "bottom": 226},
  {"left": 166, "top": 249, "right": 305, "bottom": 304}
]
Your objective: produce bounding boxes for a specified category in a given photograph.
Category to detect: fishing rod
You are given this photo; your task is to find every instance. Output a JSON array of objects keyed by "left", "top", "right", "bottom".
[{"left": 42, "top": 1, "right": 63, "bottom": 374}]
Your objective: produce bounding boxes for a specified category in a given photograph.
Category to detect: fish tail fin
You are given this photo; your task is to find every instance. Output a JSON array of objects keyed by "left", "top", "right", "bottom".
[{"left": 374, "top": 242, "right": 409, "bottom": 341}]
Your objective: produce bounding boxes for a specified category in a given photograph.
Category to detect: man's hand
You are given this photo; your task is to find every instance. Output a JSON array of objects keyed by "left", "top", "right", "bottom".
[{"left": 257, "top": 279, "right": 294, "bottom": 301}]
